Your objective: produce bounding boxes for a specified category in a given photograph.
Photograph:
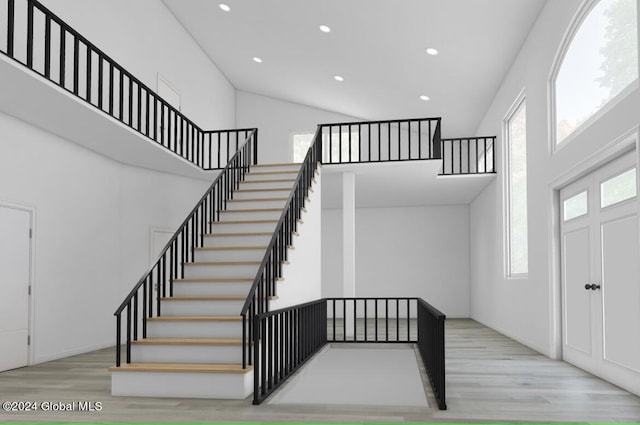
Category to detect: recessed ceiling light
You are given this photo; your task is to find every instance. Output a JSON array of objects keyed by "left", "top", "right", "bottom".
[
  {"left": 219, "top": 3, "right": 230, "bottom": 12},
  {"left": 253, "top": 57, "right": 263, "bottom": 63},
  {"left": 420, "top": 95, "right": 430, "bottom": 101},
  {"left": 425, "top": 47, "right": 439, "bottom": 56},
  {"left": 319, "top": 25, "right": 331, "bottom": 33},
  {"left": 334, "top": 75, "right": 344, "bottom": 82}
]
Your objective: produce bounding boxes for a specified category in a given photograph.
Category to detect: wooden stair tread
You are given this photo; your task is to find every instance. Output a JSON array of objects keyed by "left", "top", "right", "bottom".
[
  {"left": 161, "top": 296, "right": 246, "bottom": 301},
  {"left": 109, "top": 362, "right": 252, "bottom": 374},
  {"left": 247, "top": 170, "right": 299, "bottom": 175},
  {"left": 252, "top": 163, "right": 301, "bottom": 168},
  {"left": 234, "top": 188, "right": 291, "bottom": 192},
  {"left": 195, "top": 246, "right": 267, "bottom": 251},
  {"left": 220, "top": 208, "right": 282, "bottom": 213},
  {"left": 183, "top": 261, "right": 261, "bottom": 266},
  {"left": 132, "top": 338, "right": 245, "bottom": 346},
  {"left": 204, "top": 232, "right": 272, "bottom": 237},
  {"left": 239, "top": 179, "right": 296, "bottom": 183},
  {"left": 173, "top": 278, "right": 253, "bottom": 283},
  {"left": 227, "top": 198, "right": 288, "bottom": 202},
  {"left": 147, "top": 316, "right": 242, "bottom": 322},
  {"left": 211, "top": 219, "right": 277, "bottom": 224}
]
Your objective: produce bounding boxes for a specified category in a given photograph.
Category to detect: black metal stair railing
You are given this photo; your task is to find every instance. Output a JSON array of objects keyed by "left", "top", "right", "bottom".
[
  {"left": 252, "top": 297, "right": 447, "bottom": 410},
  {"left": 1, "top": 0, "right": 256, "bottom": 169},
  {"left": 113, "top": 129, "right": 257, "bottom": 367},
  {"left": 319, "top": 117, "right": 442, "bottom": 164},
  {"left": 239, "top": 125, "right": 322, "bottom": 370}
]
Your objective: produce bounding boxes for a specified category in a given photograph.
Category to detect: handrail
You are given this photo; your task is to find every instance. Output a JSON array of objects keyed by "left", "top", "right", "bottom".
[
  {"left": 440, "top": 136, "right": 496, "bottom": 175},
  {"left": 239, "top": 125, "right": 322, "bottom": 368},
  {"left": 252, "top": 297, "right": 447, "bottom": 409},
  {"left": 318, "top": 117, "right": 442, "bottom": 164},
  {"left": 113, "top": 129, "right": 257, "bottom": 367},
  {"left": 1, "top": 0, "right": 256, "bottom": 169}
]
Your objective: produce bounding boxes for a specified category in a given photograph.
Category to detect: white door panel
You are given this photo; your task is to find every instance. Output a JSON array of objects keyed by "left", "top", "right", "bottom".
[{"left": 0, "top": 205, "right": 31, "bottom": 372}]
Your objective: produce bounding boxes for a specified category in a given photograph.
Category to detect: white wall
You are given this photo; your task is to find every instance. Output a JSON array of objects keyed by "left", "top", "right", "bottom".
[
  {"left": 470, "top": 0, "right": 640, "bottom": 356},
  {"left": 322, "top": 204, "right": 470, "bottom": 317},
  {"left": 270, "top": 172, "right": 322, "bottom": 310},
  {"left": 235, "top": 90, "right": 359, "bottom": 164},
  {"left": 39, "top": 0, "right": 235, "bottom": 130},
  {"left": 0, "top": 111, "right": 209, "bottom": 363}
]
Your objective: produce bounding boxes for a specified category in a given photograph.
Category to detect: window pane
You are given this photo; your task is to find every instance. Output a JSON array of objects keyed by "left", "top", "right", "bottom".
[
  {"left": 564, "top": 191, "right": 589, "bottom": 221},
  {"left": 556, "top": 0, "right": 638, "bottom": 144},
  {"left": 508, "top": 102, "right": 528, "bottom": 276},
  {"left": 601, "top": 168, "right": 637, "bottom": 208},
  {"left": 293, "top": 133, "right": 314, "bottom": 163}
]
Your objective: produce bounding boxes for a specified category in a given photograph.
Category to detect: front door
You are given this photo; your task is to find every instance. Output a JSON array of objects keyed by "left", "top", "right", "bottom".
[{"left": 560, "top": 150, "right": 640, "bottom": 396}]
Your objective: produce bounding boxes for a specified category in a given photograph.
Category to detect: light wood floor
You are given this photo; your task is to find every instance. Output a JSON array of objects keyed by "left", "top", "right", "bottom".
[{"left": 1, "top": 319, "right": 639, "bottom": 423}]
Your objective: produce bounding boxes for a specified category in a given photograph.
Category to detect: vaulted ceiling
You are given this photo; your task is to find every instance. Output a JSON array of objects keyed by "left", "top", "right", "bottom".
[{"left": 162, "top": 0, "right": 547, "bottom": 137}]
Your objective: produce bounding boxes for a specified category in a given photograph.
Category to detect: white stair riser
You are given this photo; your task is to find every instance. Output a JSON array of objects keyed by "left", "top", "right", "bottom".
[
  {"left": 210, "top": 221, "right": 277, "bottom": 233},
  {"left": 131, "top": 344, "right": 244, "bottom": 364},
  {"left": 147, "top": 320, "right": 242, "bottom": 338},
  {"left": 219, "top": 210, "right": 282, "bottom": 221},
  {"left": 226, "top": 199, "right": 287, "bottom": 210},
  {"left": 195, "top": 249, "right": 264, "bottom": 262},
  {"left": 239, "top": 181, "right": 295, "bottom": 190},
  {"left": 161, "top": 300, "right": 244, "bottom": 316},
  {"left": 183, "top": 263, "right": 260, "bottom": 279},
  {"left": 111, "top": 370, "right": 252, "bottom": 399},
  {"left": 204, "top": 234, "right": 272, "bottom": 247},
  {"left": 172, "top": 281, "right": 253, "bottom": 297},
  {"left": 244, "top": 172, "right": 298, "bottom": 181},
  {"left": 233, "top": 190, "right": 291, "bottom": 200}
]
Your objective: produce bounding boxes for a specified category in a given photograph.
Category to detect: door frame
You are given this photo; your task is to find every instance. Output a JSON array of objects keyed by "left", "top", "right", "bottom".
[
  {"left": 547, "top": 127, "right": 639, "bottom": 360},
  {"left": 0, "top": 200, "right": 36, "bottom": 366}
]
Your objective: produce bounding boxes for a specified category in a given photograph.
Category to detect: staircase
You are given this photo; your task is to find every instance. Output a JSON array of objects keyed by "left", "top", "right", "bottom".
[{"left": 110, "top": 163, "right": 305, "bottom": 399}]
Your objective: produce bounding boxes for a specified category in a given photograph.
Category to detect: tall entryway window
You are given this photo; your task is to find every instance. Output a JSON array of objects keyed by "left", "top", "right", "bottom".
[
  {"left": 560, "top": 149, "right": 640, "bottom": 396},
  {"left": 505, "top": 96, "right": 528, "bottom": 277},
  {"left": 553, "top": 0, "right": 639, "bottom": 146}
]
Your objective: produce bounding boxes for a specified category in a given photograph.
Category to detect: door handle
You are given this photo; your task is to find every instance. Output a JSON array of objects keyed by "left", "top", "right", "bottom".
[{"left": 585, "top": 284, "right": 601, "bottom": 290}]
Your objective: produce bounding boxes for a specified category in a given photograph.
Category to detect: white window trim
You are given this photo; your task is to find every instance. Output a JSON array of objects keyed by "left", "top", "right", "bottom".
[
  {"left": 503, "top": 90, "right": 528, "bottom": 279},
  {"left": 548, "top": 0, "right": 640, "bottom": 154}
]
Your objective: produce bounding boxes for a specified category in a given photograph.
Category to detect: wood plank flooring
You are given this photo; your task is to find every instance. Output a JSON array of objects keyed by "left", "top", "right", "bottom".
[{"left": 1, "top": 319, "right": 639, "bottom": 423}]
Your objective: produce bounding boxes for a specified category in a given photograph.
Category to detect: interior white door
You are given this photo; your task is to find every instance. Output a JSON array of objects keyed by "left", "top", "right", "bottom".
[
  {"left": 561, "top": 150, "right": 640, "bottom": 396},
  {"left": 0, "top": 206, "right": 31, "bottom": 372}
]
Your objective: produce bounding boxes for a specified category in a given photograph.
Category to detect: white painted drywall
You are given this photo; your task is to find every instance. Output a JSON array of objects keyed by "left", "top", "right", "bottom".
[
  {"left": 235, "top": 90, "right": 360, "bottom": 164},
  {"left": 469, "top": 0, "right": 640, "bottom": 356},
  {"left": 322, "top": 204, "right": 470, "bottom": 317},
  {"left": 0, "top": 111, "right": 209, "bottom": 363},
  {"left": 38, "top": 0, "right": 235, "bottom": 130},
  {"left": 270, "top": 171, "right": 322, "bottom": 309},
  {"left": 321, "top": 208, "right": 343, "bottom": 298}
]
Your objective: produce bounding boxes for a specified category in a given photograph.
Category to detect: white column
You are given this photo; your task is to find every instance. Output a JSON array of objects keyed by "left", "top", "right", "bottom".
[{"left": 342, "top": 172, "right": 356, "bottom": 298}]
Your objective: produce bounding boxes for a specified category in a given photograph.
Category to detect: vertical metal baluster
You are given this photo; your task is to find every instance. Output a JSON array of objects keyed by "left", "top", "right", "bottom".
[
  {"left": 408, "top": 121, "right": 412, "bottom": 160},
  {"left": 397, "top": 122, "right": 401, "bottom": 160},
  {"left": 385, "top": 299, "right": 389, "bottom": 341},
  {"left": 128, "top": 77, "right": 133, "bottom": 125},
  {"left": 387, "top": 123, "right": 391, "bottom": 161},
  {"left": 137, "top": 84, "right": 142, "bottom": 131},
  {"left": 86, "top": 47, "right": 92, "bottom": 102},
  {"left": 353, "top": 299, "right": 356, "bottom": 342},
  {"left": 126, "top": 304, "right": 131, "bottom": 363},
  {"left": 418, "top": 120, "right": 422, "bottom": 159},
  {"left": 118, "top": 69, "right": 124, "bottom": 120},
  {"left": 115, "top": 314, "right": 121, "bottom": 366},
  {"left": 7, "top": 0, "right": 15, "bottom": 58},
  {"left": 98, "top": 54, "right": 103, "bottom": 110},
  {"left": 44, "top": 16, "right": 51, "bottom": 78},
  {"left": 375, "top": 299, "right": 378, "bottom": 342},
  {"left": 73, "top": 37, "right": 79, "bottom": 94},
  {"left": 364, "top": 299, "right": 368, "bottom": 342},
  {"left": 342, "top": 300, "right": 346, "bottom": 342},
  {"left": 59, "top": 27, "right": 66, "bottom": 86},
  {"left": 133, "top": 293, "right": 138, "bottom": 341},
  {"left": 26, "top": 0, "right": 34, "bottom": 68},
  {"left": 396, "top": 299, "right": 400, "bottom": 341},
  {"left": 108, "top": 63, "right": 113, "bottom": 114}
]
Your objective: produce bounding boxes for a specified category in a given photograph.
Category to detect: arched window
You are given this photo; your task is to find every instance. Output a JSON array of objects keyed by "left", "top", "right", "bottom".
[{"left": 554, "top": 0, "right": 638, "bottom": 145}]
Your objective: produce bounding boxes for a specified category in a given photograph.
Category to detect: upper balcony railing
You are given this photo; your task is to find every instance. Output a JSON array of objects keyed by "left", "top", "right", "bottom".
[
  {"left": 440, "top": 137, "right": 496, "bottom": 175},
  {"left": 318, "top": 118, "right": 441, "bottom": 164},
  {"left": 0, "top": 0, "right": 256, "bottom": 169}
]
